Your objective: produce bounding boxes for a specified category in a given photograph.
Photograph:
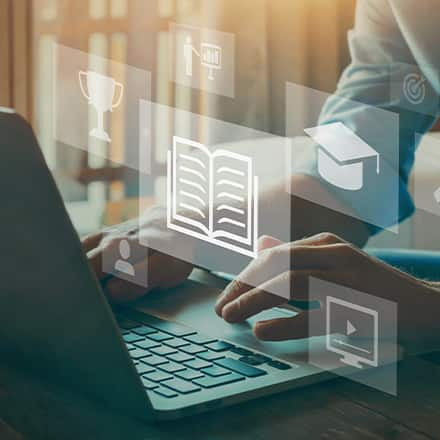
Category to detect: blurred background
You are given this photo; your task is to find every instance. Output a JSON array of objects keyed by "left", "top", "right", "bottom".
[{"left": 0, "top": 0, "right": 438, "bottom": 250}]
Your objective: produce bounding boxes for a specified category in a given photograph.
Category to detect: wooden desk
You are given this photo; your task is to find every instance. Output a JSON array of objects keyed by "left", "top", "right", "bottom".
[{"left": 1, "top": 350, "right": 440, "bottom": 439}]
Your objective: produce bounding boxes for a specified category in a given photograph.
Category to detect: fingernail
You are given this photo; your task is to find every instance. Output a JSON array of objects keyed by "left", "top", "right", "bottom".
[
  {"left": 221, "top": 302, "right": 240, "bottom": 323},
  {"left": 214, "top": 301, "right": 223, "bottom": 317}
]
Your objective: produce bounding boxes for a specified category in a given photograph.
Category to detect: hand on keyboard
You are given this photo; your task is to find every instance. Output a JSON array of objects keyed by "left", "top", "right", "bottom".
[
  {"left": 215, "top": 232, "right": 440, "bottom": 348},
  {"left": 82, "top": 207, "right": 193, "bottom": 303}
]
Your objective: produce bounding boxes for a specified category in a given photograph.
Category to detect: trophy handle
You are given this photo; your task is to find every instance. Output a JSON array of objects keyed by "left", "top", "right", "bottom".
[
  {"left": 78, "top": 71, "right": 90, "bottom": 102},
  {"left": 111, "top": 81, "right": 124, "bottom": 110}
]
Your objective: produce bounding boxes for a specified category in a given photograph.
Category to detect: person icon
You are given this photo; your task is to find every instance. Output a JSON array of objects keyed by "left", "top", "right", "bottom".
[
  {"left": 115, "top": 239, "right": 135, "bottom": 277},
  {"left": 183, "top": 35, "right": 200, "bottom": 77}
]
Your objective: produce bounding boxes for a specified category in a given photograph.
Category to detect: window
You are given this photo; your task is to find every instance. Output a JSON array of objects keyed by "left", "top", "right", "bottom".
[
  {"left": 32, "top": 0, "right": 185, "bottom": 233},
  {"left": 1, "top": 0, "right": 357, "bottom": 235}
]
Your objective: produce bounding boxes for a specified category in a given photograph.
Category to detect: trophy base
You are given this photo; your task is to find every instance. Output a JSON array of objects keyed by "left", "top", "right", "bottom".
[{"left": 90, "top": 128, "right": 111, "bottom": 143}]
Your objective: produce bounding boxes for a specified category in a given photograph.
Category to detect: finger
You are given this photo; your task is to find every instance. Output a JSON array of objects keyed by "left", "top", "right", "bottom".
[
  {"left": 81, "top": 232, "right": 103, "bottom": 253},
  {"left": 215, "top": 242, "right": 292, "bottom": 316},
  {"left": 147, "top": 251, "right": 193, "bottom": 290},
  {"left": 216, "top": 238, "right": 352, "bottom": 317},
  {"left": 293, "top": 232, "right": 344, "bottom": 247},
  {"left": 215, "top": 278, "right": 254, "bottom": 317},
  {"left": 221, "top": 271, "right": 296, "bottom": 323},
  {"left": 258, "top": 235, "right": 283, "bottom": 251},
  {"left": 220, "top": 270, "right": 327, "bottom": 323},
  {"left": 104, "top": 259, "right": 150, "bottom": 304},
  {"left": 104, "top": 252, "right": 192, "bottom": 304},
  {"left": 221, "top": 288, "right": 285, "bottom": 323},
  {"left": 291, "top": 242, "right": 356, "bottom": 270},
  {"left": 254, "top": 309, "right": 326, "bottom": 341},
  {"left": 87, "top": 235, "right": 148, "bottom": 280}
]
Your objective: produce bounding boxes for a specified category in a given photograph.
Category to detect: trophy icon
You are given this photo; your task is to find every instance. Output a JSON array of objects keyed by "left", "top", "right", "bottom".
[{"left": 79, "top": 70, "right": 124, "bottom": 143}]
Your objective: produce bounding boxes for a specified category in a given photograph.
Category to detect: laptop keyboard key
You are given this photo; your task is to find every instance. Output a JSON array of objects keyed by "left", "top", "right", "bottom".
[
  {"left": 180, "top": 344, "right": 208, "bottom": 355},
  {"left": 119, "top": 319, "right": 140, "bottom": 330},
  {"left": 144, "top": 371, "right": 174, "bottom": 382},
  {"left": 129, "top": 348, "right": 151, "bottom": 360},
  {"left": 142, "top": 355, "right": 169, "bottom": 366},
  {"left": 132, "top": 325, "right": 157, "bottom": 336},
  {"left": 153, "top": 387, "right": 178, "bottom": 398},
  {"left": 201, "top": 365, "right": 231, "bottom": 377},
  {"left": 147, "top": 332, "right": 173, "bottom": 342},
  {"left": 141, "top": 377, "right": 159, "bottom": 390},
  {"left": 175, "top": 369, "right": 204, "bottom": 381},
  {"left": 136, "top": 363, "right": 155, "bottom": 375},
  {"left": 140, "top": 316, "right": 196, "bottom": 337},
  {"left": 123, "top": 333, "right": 144, "bottom": 344},
  {"left": 158, "top": 362, "right": 186, "bottom": 373},
  {"left": 197, "top": 351, "right": 224, "bottom": 361},
  {"left": 164, "top": 338, "right": 190, "bottom": 348},
  {"left": 230, "top": 347, "right": 253, "bottom": 356},
  {"left": 150, "top": 346, "right": 178, "bottom": 356},
  {"left": 205, "top": 341, "right": 234, "bottom": 352},
  {"left": 184, "top": 334, "right": 217, "bottom": 345},
  {"left": 167, "top": 352, "right": 194, "bottom": 363},
  {"left": 153, "top": 322, "right": 196, "bottom": 337},
  {"left": 134, "top": 339, "right": 160, "bottom": 350},
  {"left": 194, "top": 373, "right": 245, "bottom": 389},
  {"left": 239, "top": 355, "right": 268, "bottom": 366},
  {"left": 267, "top": 360, "right": 292, "bottom": 370},
  {"left": 215, "top": 358, "right": 267, "bottom": 377},
  {"left": 184, "top": 359, "right": 212, "bottom": 370},
  {"left": 163, "top": 378, "right": 201, "bottom": 394}
]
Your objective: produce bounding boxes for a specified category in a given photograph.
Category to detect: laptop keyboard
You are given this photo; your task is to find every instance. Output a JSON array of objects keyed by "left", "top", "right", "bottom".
[{"left": 116, "top": 312, "right": 293, "bottom": 399}]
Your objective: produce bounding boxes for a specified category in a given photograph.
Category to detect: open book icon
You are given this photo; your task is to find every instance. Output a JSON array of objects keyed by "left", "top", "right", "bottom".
[{"left": 167, "top": 136, "right": 258, "bottom": 258}]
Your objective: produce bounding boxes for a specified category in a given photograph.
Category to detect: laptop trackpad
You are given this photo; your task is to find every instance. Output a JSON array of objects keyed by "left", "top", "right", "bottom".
[{"left": 134, "top": 278, "right": 311, "bottom": 364}]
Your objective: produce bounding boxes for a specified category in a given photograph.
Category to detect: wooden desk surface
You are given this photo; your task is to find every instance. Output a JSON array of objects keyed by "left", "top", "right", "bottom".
[{"left": 1, "top": 350, "right": 440, "bottom": 439}]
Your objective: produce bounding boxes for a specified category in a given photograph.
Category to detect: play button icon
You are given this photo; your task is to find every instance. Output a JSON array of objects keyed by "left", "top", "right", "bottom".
[{"left": 346, "top": 320, "right": 356, "bottom": 336}]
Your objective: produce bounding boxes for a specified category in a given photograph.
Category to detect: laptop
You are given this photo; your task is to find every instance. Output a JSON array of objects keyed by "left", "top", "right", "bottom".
[{"left": 0, "top": 109, "right": 360, "bottom": 421}]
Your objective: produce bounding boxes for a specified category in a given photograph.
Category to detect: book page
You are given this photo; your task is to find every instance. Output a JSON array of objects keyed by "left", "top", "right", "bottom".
[
  {"left": 212, "top": 150, "right": 252, "bottom": 245},
  {"left": 172, "top": 137, "right": 210, "bottom": 235}
]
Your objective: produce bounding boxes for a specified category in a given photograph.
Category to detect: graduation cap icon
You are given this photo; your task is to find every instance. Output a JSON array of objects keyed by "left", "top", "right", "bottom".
[{"left": 304, "top": 122, "right": 380, "bottom": 191}]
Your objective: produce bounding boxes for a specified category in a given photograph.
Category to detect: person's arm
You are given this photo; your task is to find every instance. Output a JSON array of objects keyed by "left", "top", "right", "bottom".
[
  {"left": 215, "top": 0, "right": 440, "bottom": 348},
  {"left": 260, "top": 175, "right": 370, "bottom": 247},
  {"left": 293, "top": 0, "right": 438, "bottom": 235}
]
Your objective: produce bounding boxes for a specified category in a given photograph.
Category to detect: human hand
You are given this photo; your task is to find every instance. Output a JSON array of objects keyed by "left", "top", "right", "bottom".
[
  {"left": 215, "top": 233, "right": 440, "bottom": 351},
  {"left": 82, "top": 207, "right": 193, "bottom": 303}
]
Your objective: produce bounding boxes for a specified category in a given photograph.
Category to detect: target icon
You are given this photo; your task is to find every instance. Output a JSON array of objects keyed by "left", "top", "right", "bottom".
[{"left": 403, "top": 73, "right": 426, "bottom": 105}]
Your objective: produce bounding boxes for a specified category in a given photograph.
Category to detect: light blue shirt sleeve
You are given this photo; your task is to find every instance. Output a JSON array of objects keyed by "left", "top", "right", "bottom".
[{"left": 296, "top": 0, "right": 438, "bottom": 234}]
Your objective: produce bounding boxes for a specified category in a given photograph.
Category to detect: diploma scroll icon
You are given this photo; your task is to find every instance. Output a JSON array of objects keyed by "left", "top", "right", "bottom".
[{"left": 79, "top": 70, "right": 124, "bottom": 143}]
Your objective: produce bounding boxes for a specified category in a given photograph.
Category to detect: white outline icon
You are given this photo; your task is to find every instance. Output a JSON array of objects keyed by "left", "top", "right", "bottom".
[
  {"left": 403, "top": 73, "right": 426, "bottom": 105},
  {"left": 183, "top": 37, "right": 222, "bottom": 81},
  {"left": 434, "top": 186, "right": 440, "bottom": 205},
  {"left": 79, "top": 70, "right": 124, "bottom": 142},
  {"left": 304, "top": 122, "right": 380, "bottom": 191},
  {"left": 114, "top": 239, "right": 135, "bottom": 277},
  {"left": 326, "top": 296, "right": 379, "bottom": 369},
  {"left": 167, "top": 136, "right": 258, "bottom": 258},
  {"left": 200, "top": 43, "right": 222, "bottom": 80}
]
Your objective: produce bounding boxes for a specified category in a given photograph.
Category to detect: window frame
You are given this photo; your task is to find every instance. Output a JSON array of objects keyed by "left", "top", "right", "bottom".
[{"left": 0, "top": 0, "right": 33, "bottom": 121}]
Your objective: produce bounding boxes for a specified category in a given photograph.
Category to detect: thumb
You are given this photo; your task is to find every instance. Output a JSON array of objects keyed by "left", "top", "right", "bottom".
[
  {"left": 258, "top": 235, "right": 284, "bottom": 252},
  {"left": 81, "top": 232, "right": 103, "bottom": 253}
]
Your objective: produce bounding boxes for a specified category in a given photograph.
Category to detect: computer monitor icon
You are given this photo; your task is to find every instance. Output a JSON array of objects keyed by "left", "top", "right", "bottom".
[
  {"left": 326, "top": 296, "right": 378, "bottom": 369},
  {"left": 200, "top": 43, "right": 222, "bottom": 80}
]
